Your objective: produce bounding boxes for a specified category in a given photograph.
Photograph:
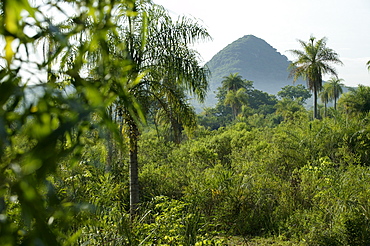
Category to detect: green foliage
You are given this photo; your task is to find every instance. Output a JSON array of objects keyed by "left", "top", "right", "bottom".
[
  {"left": 0, "top": 0, "right": 142, "bottom": 244},
  {"left": 199, "top": 75, "right": 278, "bottom": 129},
  {"left": 197, "top": 107, "right": 233, "bottom": 130},
  {"left": 247, "top": 89, "right": 277, "bottom": 114},
  {"left": 134, "top": 196, "right": 225, "bottom": 245},
  {"left": 2, "top": 0, "right": 370, "bottom": 245},
  {"left": 224, "top": 88, "right": 249, "bottom": 119},
  {"left": 275, "top": 98, "right": 307, "bottom": 121},
  {"left": 339, "top": 85, "right": 370, "bottom": 114},
  {"left": 137, "top": 109, "right": 370, "bottom": 243},
  {"left": 278, "top": 84, "right": 312, "bottom": 104},
  {"left": 283, "top": 159, "right": 370, "bottom": 245}
]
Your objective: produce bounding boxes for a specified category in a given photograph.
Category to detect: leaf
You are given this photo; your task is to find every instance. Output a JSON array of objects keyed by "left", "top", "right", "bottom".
[
  {"left": 5, "top": 36, "right": 15, "bottom": 65},
  {"left": 22, "top": 158, "right": 42, "bottom": 176},
  {"left": 4, "top": 0, "right": 19, "bottom": 35},
  {"left": 85, "top": 85, "right": 103, "bottom": 107}
]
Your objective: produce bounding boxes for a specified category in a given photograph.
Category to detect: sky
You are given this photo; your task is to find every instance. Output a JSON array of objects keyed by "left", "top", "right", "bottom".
[{"left": 154, "top": 0, "right": 370, "bottom": 87}]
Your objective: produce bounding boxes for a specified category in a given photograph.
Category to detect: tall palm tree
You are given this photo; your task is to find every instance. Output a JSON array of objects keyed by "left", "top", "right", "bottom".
[
  {"left": 325, "top": 77, "right": 344, "bottom": 110},
  {"left": 289, "top": 36, "right": 343, "bottom": 119},
  {"left": 116, "top": 2, "right": 211, "bottom": 216}
]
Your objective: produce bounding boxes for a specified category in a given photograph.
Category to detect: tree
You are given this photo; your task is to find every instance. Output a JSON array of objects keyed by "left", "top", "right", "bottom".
[
  {"left": 224, "top": 88, "right": 249, "bottom": 119},
  {"left": 153, "top": 88, "right": 197, "bottom": 144},
  {"left": 211, "top": 77, "right": 277, "bottom": 123},
  {"left": 325, "top": 77, "right": 345, "bottom": 110},
  {"left": 275, "top": 98, "right": 305, "bottom": 120},
  {"left": 367, "top": 60, "right": 370, "bottom": 71},
  {"left": 247, "top": 89, "right": 277, "bottom": 114},
  {"left": 220, "top": 73, "right": 252, "bottom": 120},
  {"left": 114, "top": 3, "right": 211, "bottom": 215},
  {"left": 339, "top": 85, "right": 370, "bottom": 114},
  {"left": 289, "top": 36, "right": 343, "bottom": 119},
  {"left": 278, "top": 84, "right": 311, "bottom": 104},
  {"left": 221, "top": 73, "right": 253, "bottom": 92}
]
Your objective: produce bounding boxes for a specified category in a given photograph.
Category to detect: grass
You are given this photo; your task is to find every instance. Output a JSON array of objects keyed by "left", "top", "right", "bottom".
[{"left": 221, "top": 236, "right": 304, "bottom": 245}]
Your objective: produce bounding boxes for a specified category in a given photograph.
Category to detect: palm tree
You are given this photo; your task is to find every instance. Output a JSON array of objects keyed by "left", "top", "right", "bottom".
[
  {"left": 154, "top": 86, "right": 197, "bottom": 144},
  {"left": 116, "top": 3, "right": 210, "bottom": 216},
  {"left": 325, "top": 77, "right": 344, "bottom": 110},
  {"left": 275, "top": 98, "right": 304, "bottom": 120},
  {"left": 289, "top": 36, "right": 343, "bottom": 119},
  {"left": 221, "top": 73, "right": 253, "bottom": 92},
  {"left": 72, "top": 1, "right": 209, "bottom": 215},
  {"left": 220, "top": 73, "right": 252, "bottom": 119},
  {"left": 224, "top": 88, "right": 249, "bottom": 119}
]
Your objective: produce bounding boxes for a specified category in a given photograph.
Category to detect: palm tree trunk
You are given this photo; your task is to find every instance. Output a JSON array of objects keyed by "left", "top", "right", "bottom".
[
  {"left": 232, "top": 106, "right": 237, "bottom": 120},
  {"left": 106, "top": 106, "right": 113, "bottom": 172},
  {"left": 313, "top": 89, "right": 318, "bottom": 119},
  {"left": 172, "top": 118, "right": 182, "bottom": 144},
  {"left": 129, "top": 119, "right": 140, "bottom": 217}
]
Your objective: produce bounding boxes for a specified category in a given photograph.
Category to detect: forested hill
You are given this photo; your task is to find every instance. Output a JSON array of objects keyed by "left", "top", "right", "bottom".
[{"left": 204, "top": 35, "right": 303, "bottom": 106}]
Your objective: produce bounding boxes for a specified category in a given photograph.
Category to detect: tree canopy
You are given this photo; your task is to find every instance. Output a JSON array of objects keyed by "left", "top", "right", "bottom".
[
  {"left": 324, "top": 77, "right": 345, "bottom": 110},
  {"left": 289, "top": 36, "right": 343, "bottom": 119},
  {"left": 277, "top": 84, "right": 311, "bottom": 104},
  {"left": 339, "top": 85, "right": 370, "bottom": 114}
]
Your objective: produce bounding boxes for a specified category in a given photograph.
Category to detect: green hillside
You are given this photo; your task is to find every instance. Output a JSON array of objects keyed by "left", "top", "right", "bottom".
[{"left": 204, "top": 35, "right": 303, "bottom": 106}]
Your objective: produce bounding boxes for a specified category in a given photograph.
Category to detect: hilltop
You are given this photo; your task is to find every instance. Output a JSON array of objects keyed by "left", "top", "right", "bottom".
[{"left": 203, "top": 35, "right": 303, "bottom": 107}]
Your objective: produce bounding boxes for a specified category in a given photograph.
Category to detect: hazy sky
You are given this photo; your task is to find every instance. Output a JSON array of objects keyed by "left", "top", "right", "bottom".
[{"left": 154, "top": 0, "right": 370, "bottom": 87}]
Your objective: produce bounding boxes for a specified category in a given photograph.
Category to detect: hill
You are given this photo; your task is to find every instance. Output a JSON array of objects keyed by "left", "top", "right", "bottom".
[{"left": 203, "top": 35, "right": 303, "bottom": 107}]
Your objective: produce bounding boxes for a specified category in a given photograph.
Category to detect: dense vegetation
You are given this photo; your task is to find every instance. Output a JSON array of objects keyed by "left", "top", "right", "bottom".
[{"left": 1, "top": 0, "right": 370, "bottom": 245}]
